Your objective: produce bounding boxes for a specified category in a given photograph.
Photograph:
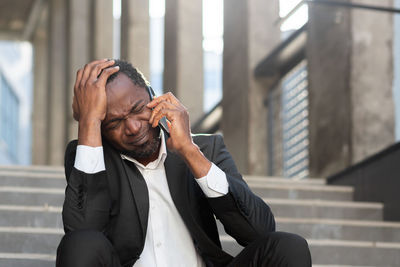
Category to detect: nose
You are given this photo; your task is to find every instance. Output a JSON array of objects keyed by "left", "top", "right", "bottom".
[{"left": 124, "top": 117, "right": 141, "bottom": 136}]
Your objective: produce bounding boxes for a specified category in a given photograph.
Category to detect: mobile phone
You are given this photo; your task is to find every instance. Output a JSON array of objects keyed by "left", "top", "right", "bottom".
[{"left": 146, "top": 86, "right": 170, "bottom": 137}]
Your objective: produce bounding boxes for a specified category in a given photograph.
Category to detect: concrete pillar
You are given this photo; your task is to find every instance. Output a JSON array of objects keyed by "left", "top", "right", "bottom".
[
  {"left": 222, "top": 0, "right": 280, "bottom": 174},
  {"left": 32, "top": 4, "right": 49, "bottom": 165},
  {"left": 121, "top": 0, "right": 150, "bottom": 78},
  {"left": 164, "top": 0, "right": 204, "bottom": 122},
  {"left": 47, "top": 0, "right": 68, "bottom": 165},
  {"left": 66, "top": 0, "right": 91, "bottom": 141},
  {"left": 307, "top": 0, "right": 395, "bottom": 177},
  {"left": 350, "top": 0, "right": 395, "bottom": 162},
  {"left": 91, "top": 0, "right": 114, "bottom": 59}
]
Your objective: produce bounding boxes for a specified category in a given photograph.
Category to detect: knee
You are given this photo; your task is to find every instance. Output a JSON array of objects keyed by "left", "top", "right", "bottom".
[
  {"left": 56, "top": 230, "right": 114, "bottom": 267},
  {"left": 269, "top": 232, "right": 311, "bottom": 266}
]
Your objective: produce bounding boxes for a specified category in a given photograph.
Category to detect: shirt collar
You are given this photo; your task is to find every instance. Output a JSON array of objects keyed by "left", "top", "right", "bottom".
[{"left": 121, "top": 130, "right": 167, "bottom": 170}]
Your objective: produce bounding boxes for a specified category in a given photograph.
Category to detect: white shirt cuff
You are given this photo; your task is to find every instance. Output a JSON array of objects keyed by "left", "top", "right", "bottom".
[
  {"left": 74, "top": 145, "right": 106, "bottom": 174},
  {"left": 196, "top": 163, "right": 229, "bottom": 198}
]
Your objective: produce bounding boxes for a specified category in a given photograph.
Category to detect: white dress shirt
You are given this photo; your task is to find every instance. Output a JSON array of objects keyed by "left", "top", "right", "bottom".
[{"left": 74, "top": 132, "right": 229, "bottom": 266}]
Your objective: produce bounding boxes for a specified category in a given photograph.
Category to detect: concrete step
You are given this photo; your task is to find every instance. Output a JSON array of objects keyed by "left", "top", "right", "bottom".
[
  {"left": 265, "top": 198, "right": 383, "bottom": 220},
  {"left": 0, "top": 253, "right": 55, "bottom": 267},
  {"left": 0, "top": 165, "right": 64, "bottom": 174},
  {"left": 0, "top": 187, "right": 64, "bottom": 206},
  {"left": 221, "top": 236, "right": 400, "bottom": 266},
  {"left": 0, "top": 176, "right": 66, "bottom": 188},
  {"left": 0, "top": 205, "right": 63, "bottom": 228},
  {"left": 217, "top": 217, "right": 400, "bottom": 243},
  {"left": 0, "top": 228, "right": 62, "bottom": 254},
  {"left": 244, "top": 176, "right": 326, "bottom": 185},
  {"left": 309, "top": 239, "right": 400, "bottom": 266},
  {"left": 276, "top": 217, "right": 400, "bottom": 243},
  {"left": 249, "top": 183, "right": 353, "bottom": 201}
]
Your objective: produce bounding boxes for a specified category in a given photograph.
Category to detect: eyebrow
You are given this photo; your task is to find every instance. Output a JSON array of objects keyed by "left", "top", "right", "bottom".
[{"left": 103, "top": 99, "right": 145, "bottom": 127}]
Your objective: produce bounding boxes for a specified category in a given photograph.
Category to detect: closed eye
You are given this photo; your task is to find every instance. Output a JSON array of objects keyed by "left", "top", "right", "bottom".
[
  {"left": 107, "top": 119, "right": 122, "bottom": 130},
  {"left": 130, "top": 102, "right": 145, "bottom": 114}
]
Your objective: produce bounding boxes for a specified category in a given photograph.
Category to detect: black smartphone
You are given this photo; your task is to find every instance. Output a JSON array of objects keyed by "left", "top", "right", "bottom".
[{"left": 146, "top": 86, "right": 170, "bottom": 137}]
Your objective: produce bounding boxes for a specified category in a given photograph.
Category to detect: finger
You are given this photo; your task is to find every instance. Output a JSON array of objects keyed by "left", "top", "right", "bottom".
[
  {"left": 149, "top": 100, "right": 177, "bottom": 124},
  {"left": 72, "top": 95, "right": 79, "bottom": 121},
  {"left": 147, "top": 92, "right": 181, "bottom": 108},
  {"left": 151, "top": 108, "right": 175, "bottom": 128},
  {"left": 97, "top": 65, "right": 120, "bottom": 85},
  {"left": 89, "top": 59, "right": 116, "bottom": 81},
  {"left": 74, "top": 68, "right": 83, "bottom": 92},
  {"left": 80, "top": 59, "right": 109, "bottom": 88}
]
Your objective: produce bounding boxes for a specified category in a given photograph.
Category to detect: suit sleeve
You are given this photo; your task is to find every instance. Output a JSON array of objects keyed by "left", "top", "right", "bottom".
[
  {"left": 206, "top": 135, "right": 276, "bottom": 247},
  {"left": 62, "top": 140, "right": 112, "bottom": 233}
]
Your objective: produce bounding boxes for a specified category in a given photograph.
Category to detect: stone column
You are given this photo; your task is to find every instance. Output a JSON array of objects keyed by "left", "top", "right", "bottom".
[
  {"left": 66, "top": 0, "right": 91, "bottom": 141},
  {"left": 307, "top": 0, "right": 395, "bottom": 177},
  {"left": 121, "top": 0, "right": 150, "bottom": 78},
  {"left": 91, "top": 0, "right": 114, "bottom": 59},
  {"left": 350, "top": 0, "right": 395, "bottom": 163},
  {"left": 32, "top": 4, "right": 49, "bottom": 165},
  {"left": 164, "top": 0, "right": 204, "bottom": 122},
  {"left": 47, "top": 0, "right": 68, "bottom": 165},
  {"left": 222, "top": 0, "right": 280, "bottom": 174}
]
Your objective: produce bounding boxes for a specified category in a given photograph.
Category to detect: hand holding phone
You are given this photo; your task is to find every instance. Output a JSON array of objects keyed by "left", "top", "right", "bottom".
[
  {"left": 146, "top": 91, "right": 194, "bottom": 155},
  {"left": 146, "top": 86, "right": 170, "bottom": 137}
]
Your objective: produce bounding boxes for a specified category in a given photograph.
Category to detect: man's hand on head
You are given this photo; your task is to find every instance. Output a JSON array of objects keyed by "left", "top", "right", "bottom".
[
  {"left": 73, "top": 59, "right": 119, "bottom": 123},
  {"left": 73, "top": 59, "right": 119, "bottom": 147}
]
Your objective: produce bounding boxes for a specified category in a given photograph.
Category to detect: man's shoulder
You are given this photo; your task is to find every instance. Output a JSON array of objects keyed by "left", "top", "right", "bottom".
[
  {"left": 192, "top": 134, "right": 226, "bottom": 159},
  {"left": 192, "top": 133, "right": 224, "bottom": 145}
]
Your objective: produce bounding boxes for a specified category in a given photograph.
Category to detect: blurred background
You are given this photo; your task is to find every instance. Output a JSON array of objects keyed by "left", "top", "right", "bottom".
[
  {"left": 0, "top": 0, "right": 399, "bottom": 179},
  {"left": 1, "top": 0, "right": 400, "bottom": 266}
]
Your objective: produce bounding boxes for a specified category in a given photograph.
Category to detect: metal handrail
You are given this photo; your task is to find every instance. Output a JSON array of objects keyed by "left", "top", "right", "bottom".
[
  {"left": 274, "top": 0, "right": 400, "bottom": 28},
  {"left": 274, "top": 0, "right": 306, "bottom": 27},
  {"left": 307, "top": 0, "right": 400, "bottom": 14}
]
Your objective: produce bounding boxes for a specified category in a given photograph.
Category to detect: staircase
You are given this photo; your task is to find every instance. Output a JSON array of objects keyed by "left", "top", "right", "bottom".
[
  {"left": 0, "top": 166, "right": 400, "bottom": 266},
  {"left": 221, "top": 177, "right": 400, "bottom": 267},
  {"left": 0, "top": 166, "right": 64, "bottom": 267}
]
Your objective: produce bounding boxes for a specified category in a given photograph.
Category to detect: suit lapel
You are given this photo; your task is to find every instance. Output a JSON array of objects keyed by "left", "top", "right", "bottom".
[
  {"left": 164, "top": 150, "right": 193, "bottom": 221},
  {"left": 121, "top": 159, "right": 149, "bottom": 240}
]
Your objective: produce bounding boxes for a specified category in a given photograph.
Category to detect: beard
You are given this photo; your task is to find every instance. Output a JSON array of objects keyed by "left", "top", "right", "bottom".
[{"left": 121, "top": 127, "right": 161, "bottom": 159}]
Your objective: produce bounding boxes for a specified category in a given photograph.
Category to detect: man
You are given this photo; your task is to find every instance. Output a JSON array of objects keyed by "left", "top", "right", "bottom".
[{"left": 56, "top": 59, "right": 311, "bottom": 267}]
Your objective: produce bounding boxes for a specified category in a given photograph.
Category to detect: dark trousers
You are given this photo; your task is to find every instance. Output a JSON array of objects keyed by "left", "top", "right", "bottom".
[{"left": 56, "top": 230, "right": 311, "bottom": 267}]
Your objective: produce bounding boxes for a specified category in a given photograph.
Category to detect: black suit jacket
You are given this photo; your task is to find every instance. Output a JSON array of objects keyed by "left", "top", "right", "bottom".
[{"left": 62, "top": 134, "right": 275, "bottom": 267}]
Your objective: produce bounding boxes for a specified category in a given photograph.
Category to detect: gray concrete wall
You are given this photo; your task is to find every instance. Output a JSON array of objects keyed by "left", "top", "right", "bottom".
[
  {"left": 32, "top": 4, "right": 49, "bottom": 165},
  {"left": 32, "top": 0, "right": 115, "bottom": 165},
  {"left": 121, "top": 0, "right": 150, "bottom": 78},
  {"left": 222, "top": 0, "right": 280, "bottom": 175},
  {"left": 47, "top": 0, "right": 68, "bottom": 165},
  {"left": 394, "top": 0, "right": 400, "bottom": 141},
  {"left": 164, "top": 0, "right": 204, "bottom": 123},
  {"left": 307, "top": 0, "right": 395, "bottom": 177},
  {"left": 350, "top": 0, "right": 395, "bottom": 163}
]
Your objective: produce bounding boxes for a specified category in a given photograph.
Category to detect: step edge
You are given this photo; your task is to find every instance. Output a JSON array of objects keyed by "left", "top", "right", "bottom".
[
  {"left": 0, "top": 252, "right": 56, "bottom": 261},
  {"left": 0, "top": 165, "right": 63, "bottom": 171},
  {"left": 0, "top": 204, "right": 62, "bottom": 212},
  {"left": 275, "top": 217, "right": 400, "bottom": 228},
  {"left": 0, "top": 186, "right": 65, "bottom": 194},
  {"left": 248, "top": 183, "right": 353, "bottom": 192},
  {"left": 220, "top": 235, "right": 400, "bottom": 249},
  {"left": 244, "top": 176, "right": 326, "bottom": 184},
  {"left": 263, "top": 198, "right": 383, "bottom": 209},
  {"left": 0, "top": 226, "right": 63, "bottom": 234}
]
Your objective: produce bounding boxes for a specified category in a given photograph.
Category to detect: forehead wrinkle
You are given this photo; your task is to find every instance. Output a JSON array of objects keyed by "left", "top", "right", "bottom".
[{"left": 106, "top": 98, "right": 145, "bottom": 120}]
